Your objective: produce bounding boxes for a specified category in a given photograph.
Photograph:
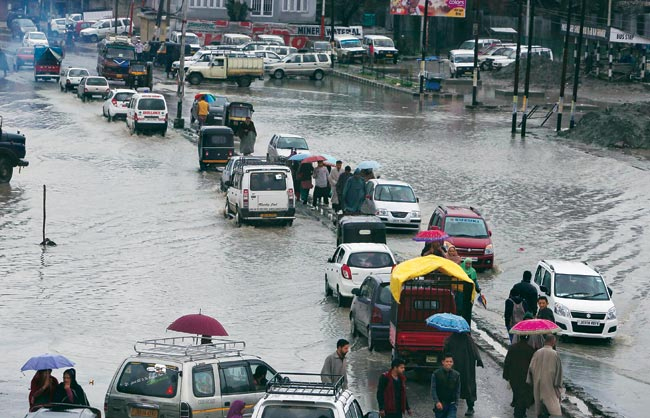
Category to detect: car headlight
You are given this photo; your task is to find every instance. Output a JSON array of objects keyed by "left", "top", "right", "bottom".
[
  {"left": 606, "top": 306, "right": 617, "bottom": 320},
  {"left": 484, "top": 244, "right": 494, "bottom": 255},
  {"left": 411, "top": 210, "right": 420, "bottom": 218},
  {"left": 554, "top": 302, "right": 571, "bottom": 317},
  {"left": 376, "top": 209, "right": 389, "bottom": 216}
]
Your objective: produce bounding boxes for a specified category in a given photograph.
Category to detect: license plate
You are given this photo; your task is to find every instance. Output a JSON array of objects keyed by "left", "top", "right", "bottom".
[
  {"left": 394, "top": 219, "right": 407, "bottom": 223},
  {"left": 145, "top": 116, "right": 158, "bottom": 119},
  {"left": 386, "top": 54, "right": 393, "bottom": 57},
  {"left": 130, "top": 408, "right": 158, "bottom": 417},
  {"left": 260, "top": 213, "right": 277, "bottom": 218},
  {"left": 471, "top": 257, "right": 478, "bottom": 262},
  {"left": 426, "top": 356, "right": 437, "bottom": 363},
  {"left": 116, "top": 74, "right": 123, "bottom": 79},
  {"left": 577, "top": 320, "right": 600, "bottom": 326}
]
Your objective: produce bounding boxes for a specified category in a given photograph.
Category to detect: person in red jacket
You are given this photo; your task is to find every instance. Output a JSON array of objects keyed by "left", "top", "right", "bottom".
[
  {"left": 377, "top": 359, "right": 412, "bottom": 418},
  {"left": 29, "top": 369, "right": 58, "bottom": 410}
]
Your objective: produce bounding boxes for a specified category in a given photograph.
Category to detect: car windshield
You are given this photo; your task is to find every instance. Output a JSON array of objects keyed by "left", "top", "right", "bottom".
[
  {"left": 250, "top": 172, "right": 286, "bottom": 191},
  {"left": 454, "top": 55, "right": 474, "bottom": 63},
  {"left": 186, "top": 34, "right": 199, "bottom": 44},
  {"left": 374, "top": 185, "right": 416, "bottom": 203},
  {"left": 374, "top": 38, "right": 394, "bottom": 47},
  {"left": 340, "top": 39, "right": 361, "bottom": 48},
  {"left": 277, "top": 136, "right": 308, "bottom": 149},
  {"left": 106, "top": 47, "right": 135, "bottom": 60},
  {"left": 138, "top": 99, "right": 166, "bottom": 110},
  {"left": 114, "top": 92, "right": 134, "bottom": 101},
  {"left": 203, "top": 134, "right": 231, "bottom": 147},
  {"left": 348, "top": 251, "right": 393, "bottom": 268},
  {"left": 262, "top": 406, "right": 335, "bottom": 418},
  {"left": 117, "top": 362, "right": 179, "bottom": 398},
  {"left": 444, "top": 216, "right": 489, "bottom": 238},
  {"left": 313, "top": 42, "right": 330, "bottom": 51},
  {"left": 203, "top": 95, "right": 227, "bottom": 106},
  {"left": 69, "top": 69, "right": 89, "bottom": 76},
  {"left": 55, "top": 19, "right": 66, "bottom": 24},
  {"left": 86, "top": 78, "right": 107, "bottom": 85},
  {"left": 554, "top": 274, "right": 609, "bottom": 300},
  {"left": 378, "top": 283, "right": 392, "bottom": 305},
  {"left": 459, "top": 41, "right": 476, "bottom": 49},
  {"left": 30, "top": 32, "right": 46, "bottom": 40}
]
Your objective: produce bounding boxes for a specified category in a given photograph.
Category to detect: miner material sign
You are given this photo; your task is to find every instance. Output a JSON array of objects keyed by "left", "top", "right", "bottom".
[{"left": 390, "top": 0, "right": 466, "bottom": 18}]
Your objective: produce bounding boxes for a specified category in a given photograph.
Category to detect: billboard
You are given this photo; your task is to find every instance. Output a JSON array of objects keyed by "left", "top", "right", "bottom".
[{"left": 390, "top": 0, "right": 466, "bottom": 18}]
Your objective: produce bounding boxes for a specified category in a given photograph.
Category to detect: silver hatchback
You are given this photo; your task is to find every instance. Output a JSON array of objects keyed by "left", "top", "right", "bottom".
[{"left": 77, "top": 76, "right": 109, "bottom": 102}]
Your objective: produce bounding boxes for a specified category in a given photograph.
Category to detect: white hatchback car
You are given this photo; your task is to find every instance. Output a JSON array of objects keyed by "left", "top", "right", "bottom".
[
  {"left": 325, "top": 243, "right": 396, "bottom": 306},
  {"left": 102, "top": 89, "right": 137, "bottom": 121},
  {"left": 23, "top": 31, "right": 49, "bottom": 47},
  {"left": 59, "top": 67, "right": 90, "bottom": 92},
  {"left": 361, "top": 179, "right": 421, "bottom": 230},
  {"left": 266, "top": 133, "right": 309, "bottom": 162},
  {"left": 533, "top": 260, "right": 618, "bottom": 339}
]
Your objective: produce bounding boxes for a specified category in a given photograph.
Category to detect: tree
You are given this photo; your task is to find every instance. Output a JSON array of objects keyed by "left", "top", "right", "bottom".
[{"left": 226, "top": 0, "right": 249, "bottom": 21}]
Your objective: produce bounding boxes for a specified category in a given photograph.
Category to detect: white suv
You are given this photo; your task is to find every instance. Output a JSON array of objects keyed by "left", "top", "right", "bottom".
[
  {"left": 265, "top": 52, "right": 331, "bottom": 80},
  {"left": 80, "top": 18, "right": 130, "bottom": 42},
  {"left": 361, "top": 179, "right": 421, "bottom": 230},
  {"left": 325, "top": 243, "right": 396, "bottom": 306},
  {"left": 448, "top": 49, "right": 476, "bottom": 78},
  {"left": 533, "top": 260, "right": 617, "bottom": 339}
]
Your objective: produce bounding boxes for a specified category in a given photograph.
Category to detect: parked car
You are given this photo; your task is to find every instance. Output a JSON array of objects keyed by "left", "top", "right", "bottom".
[
  {"left": 306, "top": 40, "right": 335, "bottom": 61},
  {"left": 261, "top": 45, "right": 298, "bottom": 58},
  {"left": 225, "top": 164, "right": 296, "bottom": 226},
  {"left": 491, "top": 46, "right": 554, "bottom": 70},
  {"left": 126, "top": 92, "right": 168, "bottom": 136},
  {"left": 14, "top": 47, "right": 34, "bottom": 70},
  {"left": 458, "top": 38, "right": 501, "bottom": 50},
  {"left": 533, "top": 260, "right": 617, "bottom": 339},
  {"left": 59, "top": 67, "right": 90, "bottom": 91},
  {"left": 220, "top": 155, "right": 267, "bottom": 192},
  {"left": 68, "top": 20, "right": 95, "bottom": 39},
  {"left": 79, "top": 18, "right": 130, "bottom": 42},
  {"left": 221, "top": 33, "right": 253, "bottom": 45},
  {"left": 350, "top": 273, "right": 392, "bottom": 350},
  {"left": 427, "top": 205, "right": 494, "bottom": 270},
  {"left": 447, "top": 49, "right": 476, "bottom": 78},
  {"left": 362, "top": 35, "right": 399, "bottom": 63},
  {"left": 264, "top": 52, "right": 331, "bottom": 80},
  {"left": 25, "top": 404, "right": 101, "bottom": 417},
  {"left": 256, "top": 34, "right": 285, "bottom": 45},
  {"left": 49, "top": 18, "right": 67, "bottom": 37},
  {"left": 105, "top": 336, "right": 277, "bottom": 418},
  {"left": 334, "top": 34, "right": 365, "bottom": 63},
  {"left": 240, "top": 41, "right": 283, "bottom": 51},
  {"left": 102, "top": 88, "right": 137, "bottom": 121},
  {"left": 169, "top": 30, "right": 201, "bottom": 51},
  {"left": 10, "top": 18, "right": 37, "bottom": 40},
  {"left": 361, "top": 179, "right": 421, "bottom": 230},
  {"left": 325, "top": 243, "right": 396, "bottom": 306},
  {"left": 266, "top": 133, "right": 309, "bottom": 162},
  {"left": 76, "top": 76, "right": 109, "bottom": 102},
  {"left": 23, "top": 31, "right": 49, "bottom": 47},
  {"left": 191, "top": 93, "right": 228, "bottom": 126},
  {"left": 250, "top": 50, "right": 282, "bottom": 65}
]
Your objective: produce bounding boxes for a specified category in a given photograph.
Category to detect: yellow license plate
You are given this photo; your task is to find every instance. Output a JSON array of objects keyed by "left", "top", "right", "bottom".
[
  {"left": 426, "top": 356, "right": 438, "bottom": 363},
  {"left": 131, "top": 408, "right": 158, "bottom": 417},
  {"left": 260, "top": 213, "right": 277, "bottom": 218},
  {"left": 116, "top": 74, "right": 123, "bottom": 79}
]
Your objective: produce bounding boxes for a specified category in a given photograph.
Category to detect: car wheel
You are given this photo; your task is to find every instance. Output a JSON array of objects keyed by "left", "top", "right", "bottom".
[
  {"left": 188, "top": 73, "right": 202, "bottom": 85},
  {"left": 368, "top": 327, "right": 376, "bottom": 351},
  {"left": 161, "top": 128, "right": 167, "bottom": 137},
  {"left": 224, "top": 199, "right": 230, "bottom": 218},
  {"left": 350, "top": 315, "right": 358, "bottom": 337},
  {"left": 273, "top": 69, "right": 284, "bottom": 80},
  {"left": 313, "top": 70, "right": 324, "bottom": 81},
  {"left": 90, "top": 34, "right": 98, "bottom": 43},
  {"left": 0, "top": 157, "right": 14, "bottom": 184},
  {"left": 81, "top": 94, "right": 86, "bottom": 102},
  {"left": 108, "top": 112, "right": 113, "bottom": 122},
  {"left": 325, "top": 276, "right": 332, "bottom": 296},
  {"left": 286, "top": 219, "right": 293, "bottom": 227},
  {"left": 336, "top": 286, "right": 345, "bottom": 307},
  {"left": 60, "top": 84, "right": 64, "bottom": 92},
  {"left": 235, "top": 206, "right": 243, "bottom": 227},
  {"left": 237, "top": 76, "right": 252, "bottom": 87}
]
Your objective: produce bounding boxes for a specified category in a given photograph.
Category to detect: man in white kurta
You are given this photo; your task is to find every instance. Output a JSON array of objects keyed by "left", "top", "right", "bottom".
[{"left": 526, "top": 334, "right": 563, "bottom": 417}]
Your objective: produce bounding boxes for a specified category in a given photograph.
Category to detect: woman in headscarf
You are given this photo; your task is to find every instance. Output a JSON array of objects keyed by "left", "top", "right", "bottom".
[
  {"left": 445, "top": 245, "right": 462, "bottom": 264},
  {"left": 421, "top": 240, "right": 447, "bottom": 257},
  {"left": 226, "top": 399, "right": 246, "bottom": 418},
  {"left": 29, "top": 369, "right": 59, "bottom": 410},
  {"left": 53, "top": 368, "right": 89, "bottom": 405},
  {"left": 461, "top": 258, "right": 479, "bottom": 288}
]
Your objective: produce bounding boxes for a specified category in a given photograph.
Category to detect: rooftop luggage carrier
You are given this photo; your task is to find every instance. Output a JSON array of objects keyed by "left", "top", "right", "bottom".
[
  {"left": 134, "top": 336, "right": 246, "bottom": 360},
  {"left": 266, "top": 372, "right": 348, "bottom": 398}
]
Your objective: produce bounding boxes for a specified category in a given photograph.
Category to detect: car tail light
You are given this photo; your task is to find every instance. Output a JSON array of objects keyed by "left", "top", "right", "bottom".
[
  {"left": 133, "top": 113, "right": 139, "bottom": 121},
  {"left": 180, "top": 402, "right": 192, "bottom": 418},
  {"left": 341, "top": 264, "right": 352, "bottom": 280},
  {"left": 111, "top": 98, "right": 117, "bottom": 106},
  {"left": 164, "top": 113, "right": 168, "bottom": 122},
  {"left": 371, "top": 306, "right": 383, "bottom": 323},
  {"left": 228, "top": 150, "right": 233, "bottom": 157},
  {"left": 243, "top": 189, "right": 249, "bottom": 209},
  {"left": 288, "top": 188, "right": 295, "bottom": 207}
]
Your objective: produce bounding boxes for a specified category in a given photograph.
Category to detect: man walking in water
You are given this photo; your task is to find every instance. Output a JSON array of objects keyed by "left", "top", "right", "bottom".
[{"left": 321, "top": 339, "right": 349, "bottom": 389}]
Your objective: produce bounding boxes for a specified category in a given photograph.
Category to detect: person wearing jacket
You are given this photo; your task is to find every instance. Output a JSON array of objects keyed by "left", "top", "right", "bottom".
[
  {"left": 505, "top": 289, "right": 528, "bottom": 342},
  {"left": 342, "top": 169, "right": 366, "bottom": 214},
  {"left": 29, "top": 369, "right": 59, "bottom": 410},
  {"left": 377, "top": 358, "right": 411, "bottom": 418},
  {"left": 456, "top": 258, "right": 479, "bottom": 315},
  {"left": 431, "top": 354, "right": 461, "bottom": 418},
  {"left": 53, "top": 368, "right": 89, "bottom": 405},
  {"left": 443, "top": 333, "right": 484, "bottom": 416},
  {"left": 511, "top": 271, "right": 539, "bottom": 315},
  {"left": 503, "top": 336, "right": 535, "bottom": 418}
]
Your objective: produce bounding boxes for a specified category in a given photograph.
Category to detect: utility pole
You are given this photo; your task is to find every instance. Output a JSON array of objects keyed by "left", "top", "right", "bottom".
[
  {"left": 520, "top": 0, "right": 535, "bottom": 137},
  {"left": 320, "top": 0, "right": 326, "bottom": 40},
  {"left": 419, "top": 0, "right": 430, "bottom": 98},
  {"left": 569, "top": 0, "right": 587, "bottom": 129},
  {"left": 330, "top": 0, "right": 335, "bottom": 68},
  {"left": 471, "top": 0, "right": 480, "bottom": 106},
  {"left": 511, "top": 0, "right": 524, "bottom": 134},
  {"left": 173, "top": 0, "right": 189, "bottom": 129},
  {"left": 607, "top": 0, "right": 613, "bottom": 81},
  {"left": 114, "top": 0, "right": 119, "bottom": 34},
  {"left": 556, "top": 0, "right": 572, "bottom": 132}
]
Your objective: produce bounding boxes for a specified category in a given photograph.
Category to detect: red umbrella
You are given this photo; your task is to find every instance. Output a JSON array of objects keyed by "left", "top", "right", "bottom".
[
  {"left": 412, "top": 227, "right": 449, "bottom": 242},
  {"left": 167, "top": 313, "right": 228, "bottom": 336},
  {"left": 301, "top": 155, "right": 326, "bottom": 164}
]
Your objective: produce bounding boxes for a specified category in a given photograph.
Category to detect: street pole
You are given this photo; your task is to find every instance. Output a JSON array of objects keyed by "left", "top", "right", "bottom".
[
  {"left": 607, "top": 0, "right": 612, "bottom": 81},
  {"left": 511, "top": 0, "right": 524, "bottom": 134},
  {"left": 320, "top": 0, "right": 325, "bottom": 40},
  {"left": 115, "top": 0, "right": 118, "bottom": 35},
  {"left": 173, "top": 0, "right": 189, "bottom": 129},
  {"left": 419, "top": 0, "right": 429, "bottom": 98},
  {"left": 557, "top": 0, "right": 572, "bottom": 132},
  {"left": 525, "top": 0, "right": 530, "bottom": 41},
  {"left": 471, "top": 0, "right": 480, "bottom": 106},
  {"left": 128, "top": 0, "right": 134, "bottom": 37},
  {"left": 520, "top": 0, "right": 535, "bottom": 137},
  {"left": 569, "top": 0, "right": 587, "bottom": 129},
  {"left": 330, "top": 0, "right": 334, "bottom": 68}
]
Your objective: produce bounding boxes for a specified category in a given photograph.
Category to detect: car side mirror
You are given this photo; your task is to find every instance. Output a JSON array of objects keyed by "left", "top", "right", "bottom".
[
  {"left": 540, "top": 285, "right": 549, "bottom": 295},
  {"left": 327, "top": 257, "right": 334, "bottom": 263},
  {"left": 225, "top": 181, "right": 232, "bottom": 187},
  {"left": 488, "top": 230, "right": 492, "bottom": 237},
  {"left": 364, "top": 412, "right": 380, "bottom": 418},
  {"left": 416, "top": 197, "right": 419, "bottom": 202},
  {"left": 607, "top": 286, "right": 613, "bottom": 296},
  {"left": 351, "top": 288, "right": 360, "bottom": 296}
]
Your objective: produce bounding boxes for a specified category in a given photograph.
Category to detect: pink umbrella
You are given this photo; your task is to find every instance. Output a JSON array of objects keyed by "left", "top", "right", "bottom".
[
  {"left": 167, "top": 313, "right": 228, "bottom": 336},
  {"left": 412, "top": 226, "right": 449, "bottom": 242},
  {"left": 510, "top": 319, "right": 560, "bottom": 335}
]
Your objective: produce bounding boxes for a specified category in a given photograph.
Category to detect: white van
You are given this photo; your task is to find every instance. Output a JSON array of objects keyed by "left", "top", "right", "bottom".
[
  {"left": 222, "top": 33, "right": 252, "bottom": 46},
  {"left": 533, "top": 260, "right": 618, "bottom": 339},
  {"left": 126, "top": 93, "right": 168, "bottom": 136},
  {"left": 333, "top": 34, "right": 365, "bottom": 63},
  {"left": 448, "top": 49, "right": 476, "bottom": 78},
  {"left": 169, "top": 31, "right": 201, "bottom": 50},
  {"left": 225, "top": 165, "right": 295, "bottom": 226},
  {"left": 362, "top": 35, "right": 399, "bottom": 63}
]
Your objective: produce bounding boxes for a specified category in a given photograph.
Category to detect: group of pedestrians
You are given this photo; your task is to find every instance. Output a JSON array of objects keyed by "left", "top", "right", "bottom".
[{"left": 29, "top": 368, "right": 89, "bottom": 410}]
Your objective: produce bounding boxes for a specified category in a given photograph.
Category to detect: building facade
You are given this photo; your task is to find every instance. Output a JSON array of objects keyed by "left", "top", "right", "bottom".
[{"left": 173, "top": 0, "right": 316, "bottom": 24}]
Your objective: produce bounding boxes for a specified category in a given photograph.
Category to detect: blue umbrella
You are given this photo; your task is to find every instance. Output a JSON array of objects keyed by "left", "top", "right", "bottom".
[
  {"left": 21, "top": 353, "right": 75, "bottom": 372},
  {"left": 320, "top": 154, "right": 338, "bottom": 164},
  {"left": 288, "top": 153, "right": 311, "bottom": 161},
  {"left": 425, "top": 313, "right": 470, "bottom": 333},
  {"left": 357, "top": 160, "right": 381, "bottom": 170}
]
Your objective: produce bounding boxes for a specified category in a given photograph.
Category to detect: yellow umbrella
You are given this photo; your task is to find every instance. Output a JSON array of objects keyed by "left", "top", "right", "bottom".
[{"left": 390, "top": 255, "right": 477, "bottom": 304}]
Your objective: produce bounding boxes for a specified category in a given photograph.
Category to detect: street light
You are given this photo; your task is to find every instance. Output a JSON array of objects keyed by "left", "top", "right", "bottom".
[{"left": 173, "top": 0, "right": 189, "bottom": 129}]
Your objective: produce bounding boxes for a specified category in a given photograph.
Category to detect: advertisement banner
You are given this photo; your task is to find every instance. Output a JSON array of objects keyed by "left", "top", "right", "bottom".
[
  {"left": 609, "top": 27, "right": 650, "bottom": 45},
  {"left": 390, "top": 0, "right": 466, "bottom": 18}
]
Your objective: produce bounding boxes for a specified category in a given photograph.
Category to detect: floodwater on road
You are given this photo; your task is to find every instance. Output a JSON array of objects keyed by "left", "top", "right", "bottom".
[{"left": 0, "top": 47, "right": 648, "bottom": 418}]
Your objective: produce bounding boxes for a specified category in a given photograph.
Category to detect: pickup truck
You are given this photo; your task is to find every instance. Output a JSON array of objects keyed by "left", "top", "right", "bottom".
[
  {"left": 185, "top": 55, "right": 263, "bottom": 87},
  {"left": 0, "top": 116, "right": 29, "bottom": 183}
]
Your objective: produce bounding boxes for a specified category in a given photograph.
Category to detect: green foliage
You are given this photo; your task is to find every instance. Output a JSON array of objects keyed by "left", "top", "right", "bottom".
[{"left": 227, "top": 0, "right": 249, "bottom": 22}]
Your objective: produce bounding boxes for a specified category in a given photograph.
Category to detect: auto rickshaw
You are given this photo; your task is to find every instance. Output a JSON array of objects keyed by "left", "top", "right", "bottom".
[
  {"left": 223, "top": 102, "right": 254, "bottom": 131},
  {"left": 389, "top": 256, "right": 476, "bottom": 372},
  {"left": 336, "top": 215, "right": 387, "bottom": 246},
  {"left": 125, "top": 61, "right": 153, "bottom": 90},
  {"left": 198, "top": 126, "right": 235, "bottom": 170}
]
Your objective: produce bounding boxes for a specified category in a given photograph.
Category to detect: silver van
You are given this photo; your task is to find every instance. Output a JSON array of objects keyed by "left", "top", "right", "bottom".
[{"left": 104, "top": 337, "right": 277, "bottom": 418}]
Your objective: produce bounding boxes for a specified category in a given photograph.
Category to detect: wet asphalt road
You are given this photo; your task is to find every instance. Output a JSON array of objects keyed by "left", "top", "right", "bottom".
[{"left": 0, "top": 41, "right": 648, "bottom": 418}]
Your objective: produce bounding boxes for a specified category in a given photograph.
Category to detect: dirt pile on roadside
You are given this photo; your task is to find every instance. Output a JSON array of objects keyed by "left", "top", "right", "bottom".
[
  {"left": 565, "top": 102, "right": 650, "bottom": 148},
  {"left": 492, "top": 56, "right": 571, "bottom": 88}
]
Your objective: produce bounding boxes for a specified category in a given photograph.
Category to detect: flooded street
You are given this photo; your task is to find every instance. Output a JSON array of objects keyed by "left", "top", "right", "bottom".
[{"left": 1, "top": 46, "right": 648, "bottom": 417}]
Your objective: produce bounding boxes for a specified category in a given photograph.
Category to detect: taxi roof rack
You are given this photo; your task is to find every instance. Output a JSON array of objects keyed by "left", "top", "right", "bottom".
[
  {"left": 134, "top": 336, "right": 246, "bottom": 360},
  {"left": 266, "top": 372, "right": 346, "bottom": 397}
]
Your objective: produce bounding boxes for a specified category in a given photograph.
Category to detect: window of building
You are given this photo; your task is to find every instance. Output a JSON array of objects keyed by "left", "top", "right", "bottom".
[
  {"left": 282, "top": 0, "right": 307, "bottom": 12},
  {"left": 190, "top": 0, "right": 225, "bottom": 9},
  {"left": 250, "top": 0, "right": 273, "bottom": 16}
]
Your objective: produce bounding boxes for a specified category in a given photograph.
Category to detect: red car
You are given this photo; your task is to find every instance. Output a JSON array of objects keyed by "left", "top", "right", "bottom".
[
  {"left": 74, "top": 21, "right": 95, "bottom": 38},
  {"left": 14, "top": 47, "right": 34, "bottom": 70},
  {"left": 427, "top": 205, "right": 494, "bottom": 270}
]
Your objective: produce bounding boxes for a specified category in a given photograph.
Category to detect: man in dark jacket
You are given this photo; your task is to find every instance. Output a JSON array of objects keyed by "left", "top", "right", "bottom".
[
  {"left": 511, "top": 271, "right": 538, "bottom": 315},
  {"left": 377, "top": 358, "right": 411, "bottom": 418},
  {"left": 505, "top": 289, "right": 528, "bottom": 342},
  {"left": 336, "top": 165, "right": 352, "bottom": 209},
  {"left": 503, "top": 336, "right": 535, "bottom": 418},
  {"left": 342, "top": 169, "right": 366, "bottom": 214},
  {"left": 536, "top": 296, "right": 555, "bottom": 323},
  {"left": 431, "top": 354, "right": 461, "bottom": 418}
]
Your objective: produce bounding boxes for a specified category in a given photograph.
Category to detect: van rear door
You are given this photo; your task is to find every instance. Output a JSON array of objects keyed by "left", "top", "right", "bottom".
[{"left": 247, "top": 170, "right": 289, "bottom": 216}]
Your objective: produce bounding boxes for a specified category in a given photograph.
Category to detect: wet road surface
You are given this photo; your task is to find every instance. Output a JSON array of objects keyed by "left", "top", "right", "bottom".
[{"left": 1, "top": 43, "right": 649, "bottom": 417}]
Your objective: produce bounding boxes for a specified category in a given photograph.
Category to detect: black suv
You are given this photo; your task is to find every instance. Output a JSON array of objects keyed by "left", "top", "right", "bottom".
[{"left": 0, "top": 116, "right": 29, "bottom": 183}]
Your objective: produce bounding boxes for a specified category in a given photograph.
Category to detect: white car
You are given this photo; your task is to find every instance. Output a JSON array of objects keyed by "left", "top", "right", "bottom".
[
  {"left": 266, "top": 133, "right": 309, "bottom": 162},
  {"left": 80, "top": 18, "right": 130, "bottom": 42},
  {"left": 49, "top": 18, "right": 67, "bottom": 36},
  {"left": 533, "top": 260, "right": 617, "bottom": 339},
  {"left": 448, "top": 49, "right": 475, "bottom": 78},
  {"left": 264, "top": 52, "right": 331, "bottom": 80},
  {"left": 76, "top": 76, "right": 110, "bottom": 101},
  {"left": 325, "top": 243, "right": 396, "bottom": 306},
  {"left": 23, "top": 31, "right": 49, "bottom": 47},
  {"left": 361, "top": 179, "right": 421, "bottom": 230},
  {"left": 126, "top": 93, "right": 168, "bottom": 136},
  {"left": 102, "top": 89, "right": 137, "bottom": 121},
  {"left": 250, "top": 50, "right": 282, "bottom": 65},
  {"left": 59, "top": 67, "right": 90, "bottom": 92}
]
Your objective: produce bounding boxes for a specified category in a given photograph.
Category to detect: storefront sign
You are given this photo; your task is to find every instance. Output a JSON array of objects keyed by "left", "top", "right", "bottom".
[
  {"left": 609, "top": 27, "right": 650, "bottom": 45},
  {"left": 560, "top": 23, "right": 607, "bottom": 41},
  {"left": 390, "top": 0, "right": 466, "bottom": 18}
]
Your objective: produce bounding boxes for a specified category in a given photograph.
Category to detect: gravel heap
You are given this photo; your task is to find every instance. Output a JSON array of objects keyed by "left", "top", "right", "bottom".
[
  {"left": 566, "top": 102, "right": 650, "bottom": 148},
  {"left": 491, "top": 56, "right": 572, "bottom": 88}
]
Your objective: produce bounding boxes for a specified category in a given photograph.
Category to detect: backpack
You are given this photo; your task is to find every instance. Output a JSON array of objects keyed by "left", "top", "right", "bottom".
[{"left": 509, "top": 298, "right": 526, "bottom": 328}]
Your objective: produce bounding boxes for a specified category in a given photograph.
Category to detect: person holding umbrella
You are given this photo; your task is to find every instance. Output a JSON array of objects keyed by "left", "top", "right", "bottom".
[{"left": 29, "top": 369, "right": 58, "bottom": 410}]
